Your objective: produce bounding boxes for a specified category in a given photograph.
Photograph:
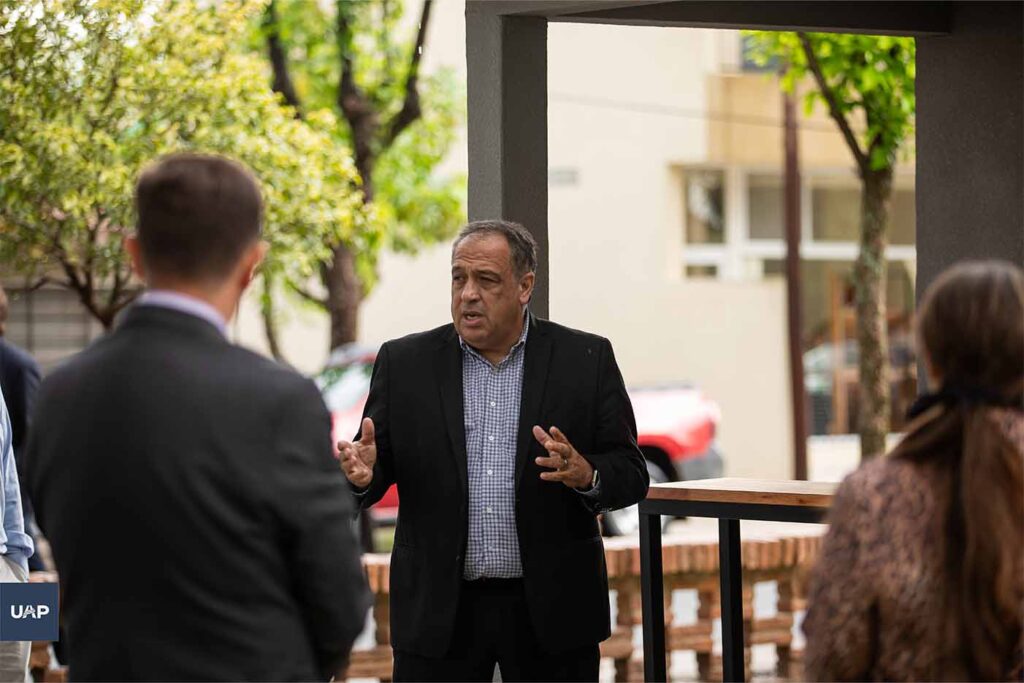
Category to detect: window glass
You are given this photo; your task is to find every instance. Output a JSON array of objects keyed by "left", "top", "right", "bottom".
[
  {"left": 684, "top": 170, "right": 725, "bottom": 245},
  {"left": 889, "top": 186, "right": 915, "bottom": 245},
  {"left": 810, "top": 177, "right": 916, "bottom": 246},
  {"left": 685, "top": 264, "right": 718, "bottom": 278},
  {"left": 748, "top": 173, "right": 784, "bottom": 240},
  {"left": 741, "top": 35, "right": 778, "bottom": 72},
  {"left": 811, "top": 176, "right": 860, "bottom": 242},
  {"left": 762, "top": 259, "right": 785, "bottom": 278},
  {"left": 797, "top": 260, "right": 917, "bottom": 435}
]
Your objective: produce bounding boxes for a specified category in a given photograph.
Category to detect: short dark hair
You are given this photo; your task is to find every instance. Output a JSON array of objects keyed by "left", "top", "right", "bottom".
[
  {"left": 452, "top": 219, "right": 538, "bottom": 277},
  {"left": 134, "top": 153, "right": 263, "bottom": 283}
]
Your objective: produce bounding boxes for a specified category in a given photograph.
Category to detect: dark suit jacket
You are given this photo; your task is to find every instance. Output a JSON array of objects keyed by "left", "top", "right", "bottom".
[
  {"left": 0, "top": 337, "right": 40, "bottom": 464},
  {"left": 355, "top": 314, "right": 649, "bottom": 657},
  {"left": 25, "top": 305, "right": 370, "bottom": 682}
]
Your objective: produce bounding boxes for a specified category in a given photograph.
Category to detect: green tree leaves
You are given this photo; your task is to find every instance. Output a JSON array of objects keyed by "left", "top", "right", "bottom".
[
  {"left": 745, "top": 31, "right": 915, "bottom": 173},
  {"left": 0, "top": 0, "right": 371, "bottom": 327},
  {"left": 254, "top": 0, "right": 465, "bottom": 351}
]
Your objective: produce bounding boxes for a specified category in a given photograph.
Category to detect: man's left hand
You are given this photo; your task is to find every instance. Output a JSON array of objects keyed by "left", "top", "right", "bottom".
[{"left": 532, "top": 425, "right": 595, "bottom": 490}]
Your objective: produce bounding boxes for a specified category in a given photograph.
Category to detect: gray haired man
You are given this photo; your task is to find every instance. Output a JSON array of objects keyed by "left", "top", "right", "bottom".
[{"left": 339, "top": 219, "right": 650, "bottom": 681}]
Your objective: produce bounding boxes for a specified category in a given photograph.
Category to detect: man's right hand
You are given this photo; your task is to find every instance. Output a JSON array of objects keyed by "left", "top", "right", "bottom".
[{"left": 338, "top": 417, "right": 377, "bottom": 489}]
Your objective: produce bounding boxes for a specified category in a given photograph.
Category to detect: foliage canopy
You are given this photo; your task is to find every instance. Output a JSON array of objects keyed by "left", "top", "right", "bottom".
[
  {"left": 0, "top": 0, "right": 372, "bottom": 326},
  {"left": 745, "top": 32, "right": 915, "bottom": 173}
]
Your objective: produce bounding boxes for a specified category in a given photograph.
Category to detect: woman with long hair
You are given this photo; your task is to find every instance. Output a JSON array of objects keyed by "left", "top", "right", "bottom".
[{"left": 803, "top": 260, "right": 1023, "bottom": 681}]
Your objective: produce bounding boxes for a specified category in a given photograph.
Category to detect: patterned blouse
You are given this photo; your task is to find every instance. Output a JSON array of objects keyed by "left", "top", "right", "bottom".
[{"left": 803, "top": 408, "right": 1023, "bottom": 681}]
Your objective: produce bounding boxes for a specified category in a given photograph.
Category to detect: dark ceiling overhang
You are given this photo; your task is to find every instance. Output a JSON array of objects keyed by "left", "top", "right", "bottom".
[{"left": 469, "top": 1, "right": 951, "bottom": 36}]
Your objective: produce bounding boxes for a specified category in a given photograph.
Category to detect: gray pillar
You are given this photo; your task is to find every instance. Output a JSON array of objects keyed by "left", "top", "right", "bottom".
[
  {"left": 916, "top": 1, "right": 1024, "bottom": 298},
  {"left": 466, "top": 5, "right": 549, "bottom": 317}
]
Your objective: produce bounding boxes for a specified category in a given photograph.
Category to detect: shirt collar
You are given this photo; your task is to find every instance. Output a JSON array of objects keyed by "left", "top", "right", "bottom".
[
  {"left": 458, "top": 309, "right": 530, "bottom": 365},
  {"left": 137, "top": 290, "right": 228, "bottom": 337}
]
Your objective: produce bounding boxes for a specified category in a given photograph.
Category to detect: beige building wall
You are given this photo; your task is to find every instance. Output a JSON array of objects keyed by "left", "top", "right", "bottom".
[
  {"left": 545, "top": 24, "right": 792, "bottom": 479},
  {"left": 707, "top": 71, "right": 915, "bottom": 175}
]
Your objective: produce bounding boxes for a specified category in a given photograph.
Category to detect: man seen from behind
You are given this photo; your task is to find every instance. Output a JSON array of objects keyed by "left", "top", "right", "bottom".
[{"left": 26, "top": 153, "right": 370, "bottom": 681}]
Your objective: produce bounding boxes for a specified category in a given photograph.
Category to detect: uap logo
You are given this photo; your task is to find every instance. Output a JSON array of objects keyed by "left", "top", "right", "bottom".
[
  {"left": 10, "top": 604, "right": 50, "bottom": 620},
  {"left": 0, "top": 583, "right": 58, "bottom": 640}
]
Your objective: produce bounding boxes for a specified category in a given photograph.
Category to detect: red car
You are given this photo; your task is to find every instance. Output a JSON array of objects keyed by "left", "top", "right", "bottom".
[{"left": 316, "top": 344, "right": 723, "bottom": 536}]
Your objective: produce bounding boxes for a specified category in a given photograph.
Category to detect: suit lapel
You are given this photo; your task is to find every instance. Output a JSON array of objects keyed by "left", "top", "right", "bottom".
[
  {"left": 515, "top": 315, "right": 552, "bottom": 488},
  {"left": 435, "top": 331, "right": 468, "bottom": 494}
]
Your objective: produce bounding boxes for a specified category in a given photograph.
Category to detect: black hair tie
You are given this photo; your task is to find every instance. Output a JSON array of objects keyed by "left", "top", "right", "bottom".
[{"left": 906, "top": 382, "right": 1022, "bottom": 421}]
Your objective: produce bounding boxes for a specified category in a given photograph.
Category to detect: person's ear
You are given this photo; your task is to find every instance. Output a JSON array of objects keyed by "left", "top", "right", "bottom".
[
  {"left": 238, "top": 240, "right": 269, "bottom": 291},
  {"left": 519, "top": 271, "right": 535, "bottom": 306},
  {"left": 124, "top": 235, "right": 147, "bottom": 281}
]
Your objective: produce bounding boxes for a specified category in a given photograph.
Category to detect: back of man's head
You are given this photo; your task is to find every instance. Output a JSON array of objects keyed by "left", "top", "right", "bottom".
[{"left": 134, "top": 154, "right": 262, "bottom": 285}]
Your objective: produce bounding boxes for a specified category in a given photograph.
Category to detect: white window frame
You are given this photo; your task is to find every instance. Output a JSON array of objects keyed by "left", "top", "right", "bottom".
[{"left": 680, "top": 166, "right": 917, "bottom": 280}]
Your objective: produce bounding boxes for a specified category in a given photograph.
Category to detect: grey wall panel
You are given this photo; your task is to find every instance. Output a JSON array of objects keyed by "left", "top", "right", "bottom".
[
  {"left": 917, "top": 1, "right": 1024, "bottom": 298},
  {"left": 466, "top": 5, "right": 549, "bottom": 317}
]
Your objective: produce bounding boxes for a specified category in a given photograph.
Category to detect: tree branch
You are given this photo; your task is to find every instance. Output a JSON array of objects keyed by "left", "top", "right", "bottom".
[
  {"left": 381, "top": 0, "right": 431, "bottom": 148},
  {"left": 797, "top": 32, "right": 869, "bottom": 174},
  {"left": 24, "top": 276, "right": 54, "bottom": 293},
  {"left": 260, "top": 274, "right": 292, "bottom": 364},
  {"left": 106, "top": 286, "right": 141, "bottom": 323},
  {"left": 48, "top": 221, "right": 86, "bottom": 294},
  {"left": 56, "top": 252, "right": 105, "bottom": 325},
  {"left": 42, "top": 216, "right": 108, "bottom": 326},
  {"left": 83, "top": 211, "right": 102, "bottom": 298},
  {"left": 85, "top": 26, "right": 125, "bottom": 140},
  {"left": 264, "top": 0, "right": 303, "bottom": 117},
  {"left": 336, "top": 0, "right": 378, "bottom": 193},
  {"left": 291, "top": 283, "right": 329, "bottom": 309},
  {"left": 106, "top": 256, "right": 134, "bottom": 312}
]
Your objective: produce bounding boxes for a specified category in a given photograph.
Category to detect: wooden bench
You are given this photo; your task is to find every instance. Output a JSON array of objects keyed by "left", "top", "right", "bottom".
[{"left": 604, "top": 526, "right": 823, "bottom": 681}]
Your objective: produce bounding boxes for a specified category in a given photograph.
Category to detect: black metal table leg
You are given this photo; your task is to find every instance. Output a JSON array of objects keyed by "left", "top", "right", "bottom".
[
  {"left": 719, "top": 518, "right": 745, "bottom": 682},
  {"left": 640, "top": 510, "right": 666, "bottom": 682}
]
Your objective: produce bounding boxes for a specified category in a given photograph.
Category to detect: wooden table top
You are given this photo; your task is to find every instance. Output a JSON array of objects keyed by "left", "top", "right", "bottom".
[{"left": 646, "top": 478, "right": 837, "bottom": 509}]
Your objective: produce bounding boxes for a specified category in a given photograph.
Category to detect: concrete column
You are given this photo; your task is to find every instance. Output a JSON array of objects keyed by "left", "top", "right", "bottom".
[
  {"left": 916, "top": 1, "right": 1024, "bottom": 296},
  {"left": 466, "top": 4, "right": 549, "bottom": 317}
]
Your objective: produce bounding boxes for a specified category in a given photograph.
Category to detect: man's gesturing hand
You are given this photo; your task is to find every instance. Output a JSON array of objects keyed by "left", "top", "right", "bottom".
[
  {"left": 532, "top": 425, "right": 595, "bottom": 490},
  {"left": 337, "top": 417, "right": 377, "bottom": 489}
]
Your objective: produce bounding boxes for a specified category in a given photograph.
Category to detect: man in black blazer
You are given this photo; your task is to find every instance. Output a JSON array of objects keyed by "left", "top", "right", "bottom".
[
  {"left": 25, "top": 154, "right": 370, "bottom": 681},
  {"left": 0, "top": 287, "right": 43, "bottom": 571},
  {"left": 339, "top": 219, "right": 649, "bottom": 681}
]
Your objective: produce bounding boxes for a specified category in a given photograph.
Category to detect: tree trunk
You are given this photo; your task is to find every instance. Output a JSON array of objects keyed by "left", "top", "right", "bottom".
[
  {"left": 265, "top": 1, "right": 302, "bottom": 115},
  {"left": 854, "top": 167, "right": 893, "bottom": 458},
  {"left": 783, "top": 91, "right": 808, "bottom": 479},
  {"left": 323, "top": 162, "right": 373, "bottom": 352},
  {"left": 323, "top": 243, "right": 363, "bottom": 350},
  {"left": 260, "top": 275, "right": 288, "bottom": 364},
  {"left": 98, "top": 308, "right": 116, "bottom": 331}
]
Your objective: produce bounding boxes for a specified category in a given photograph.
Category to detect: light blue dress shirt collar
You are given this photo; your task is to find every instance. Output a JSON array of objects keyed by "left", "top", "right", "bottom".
[{"left": 137, "top": 290, "right": 228, "bottom": 338}]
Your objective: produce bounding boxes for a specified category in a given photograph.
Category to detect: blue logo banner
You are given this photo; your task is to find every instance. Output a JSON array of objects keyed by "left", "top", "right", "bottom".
[{"left": 0, "top": 583, "right": 59, "bottom": 641}]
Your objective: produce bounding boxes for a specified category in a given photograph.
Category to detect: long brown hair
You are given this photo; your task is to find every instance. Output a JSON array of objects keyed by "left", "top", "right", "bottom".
[{"left": 891, "top": 260, "right": 1024, "bottom": 680}]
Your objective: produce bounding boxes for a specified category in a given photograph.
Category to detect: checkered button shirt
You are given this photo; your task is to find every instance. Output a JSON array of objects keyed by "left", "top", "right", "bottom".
[{"left": 460, "top": 315, "right": 530, "bottom": 579}]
